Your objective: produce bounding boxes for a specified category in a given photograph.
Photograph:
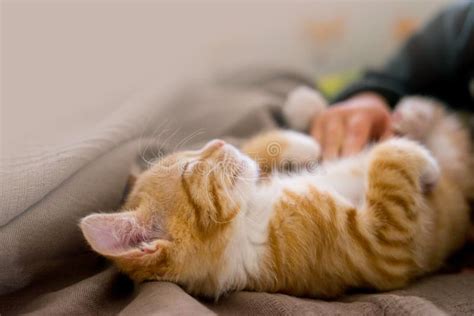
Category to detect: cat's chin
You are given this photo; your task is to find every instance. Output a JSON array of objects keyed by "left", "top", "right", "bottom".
[
  {"left": 223, "top": 144, "right": 259, "bottom": 181},
  {"left": 219, "top": 144, "right": 259, "bottom": 203},
  {"left": 239, "top": 155, "right": 260, "bottom": 184}
]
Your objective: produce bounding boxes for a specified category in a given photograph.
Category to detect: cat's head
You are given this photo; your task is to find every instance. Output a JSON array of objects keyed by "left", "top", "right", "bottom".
[{"left": 80, "top": 139, "right": 258, "bottom": 293}]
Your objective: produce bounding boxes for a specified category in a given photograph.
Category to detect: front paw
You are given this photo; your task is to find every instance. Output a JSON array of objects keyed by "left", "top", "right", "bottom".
[
  {"left": 279, "top": 131, "right": 321, "bottom": 171},
  {"left": 419, "top": 152, "right": 440, "bottom": 194},
  {"left": 375, "top": 138, "right": 440, "bottom": 193},
  {"left": 393, "top": 97, "right": 443, "bottom": 140},
  {"left": 283, "top": 86, "right": 327, "bottom": 131}
]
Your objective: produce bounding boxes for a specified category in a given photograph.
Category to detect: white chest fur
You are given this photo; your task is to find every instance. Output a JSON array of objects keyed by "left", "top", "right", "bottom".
[{"left": 219, "top": 154, "right": 368, "bottom": 292}]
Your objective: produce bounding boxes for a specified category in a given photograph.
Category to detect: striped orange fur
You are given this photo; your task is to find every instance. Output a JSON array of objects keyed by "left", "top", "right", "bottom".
[{"left": 80, "top": 98, "right": 472, "bottom": 299}]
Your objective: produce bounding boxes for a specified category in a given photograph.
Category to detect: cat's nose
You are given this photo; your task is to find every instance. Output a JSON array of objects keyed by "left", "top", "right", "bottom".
[{"left": 202, "top": 139, "right": 226, "bottom": 154}]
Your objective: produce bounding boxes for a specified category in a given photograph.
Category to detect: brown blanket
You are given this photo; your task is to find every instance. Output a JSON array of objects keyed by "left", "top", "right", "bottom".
[{"left": 1, "top": 69, "right": 473, "bottom": 315}]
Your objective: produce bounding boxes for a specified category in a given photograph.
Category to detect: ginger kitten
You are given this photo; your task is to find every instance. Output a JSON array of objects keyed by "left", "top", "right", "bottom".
[{"left": 80, "top": 88, "right": 472, "bottom": 299}]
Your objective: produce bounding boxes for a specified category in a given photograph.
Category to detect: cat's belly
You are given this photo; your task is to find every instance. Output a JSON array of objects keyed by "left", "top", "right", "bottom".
[
  {"left": 311, "top": 172, "right": 365, "bottom": 207},
  {"left": 311, "top": 155, "right": 367, "bottom": 208},
  {"left": 279, "top": 170, "right": 365, "bottom": 208},
  {"left": 275, "top": 154, "right": 368, "bottom": 208}
]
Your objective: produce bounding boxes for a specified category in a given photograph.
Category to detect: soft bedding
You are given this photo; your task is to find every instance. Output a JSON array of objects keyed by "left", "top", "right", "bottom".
[{"left": 1, "top": 69, "right": 473, "bottom": 315}]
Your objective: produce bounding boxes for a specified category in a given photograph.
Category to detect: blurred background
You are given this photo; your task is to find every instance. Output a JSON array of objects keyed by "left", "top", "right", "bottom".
[{"left": 1, "top": 0, "right": 451, "bottom": 157}]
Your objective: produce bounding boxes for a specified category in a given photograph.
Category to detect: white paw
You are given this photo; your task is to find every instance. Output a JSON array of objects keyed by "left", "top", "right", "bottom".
[
  {"left": 384, "top": 138, "right": 440, "bottom": 193},
  {"left": 280, "top": 130, "right": 321, "bottom": 165},
  {"left": 393, "top": 97, "right": 440, "bottom": 140},
  {"left": 419, "top": 152, "right": 440, "bottom": 193},
  {"left": 283, "top": 86, "right": 327, "bottom": 131}
]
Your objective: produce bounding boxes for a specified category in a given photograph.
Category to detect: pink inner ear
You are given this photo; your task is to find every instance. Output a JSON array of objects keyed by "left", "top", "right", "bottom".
[{"left": 80, "top": 212, "right": 149, "bottom": 256}]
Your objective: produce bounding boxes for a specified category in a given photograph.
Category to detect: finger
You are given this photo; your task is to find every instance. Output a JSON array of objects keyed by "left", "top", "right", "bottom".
[
  {"left": 322, "top": 117, "right": 344, "bottom": 160},
  {"left": 380, "top": 117, "right": 394, "bottom": 141},
  {"left": 380, "top": 126, "right": 394, "bottom": 141},
  {"left": 341, "top": 115, "right": 371, "bottom": 156},
  {"left": 310, "top": 115, "right": 325, "bottom": 160},
  {"left": 310, "top": 114, "right": 324, "bottom": 144}
]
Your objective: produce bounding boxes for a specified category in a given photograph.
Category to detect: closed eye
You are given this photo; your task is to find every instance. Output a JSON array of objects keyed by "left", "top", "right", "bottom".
[
  {"left": 182, "top": 159, "right": 200, "bottom": 176},
  {"left": 182, "top": 161, "right": 191, "bottom": 176}
]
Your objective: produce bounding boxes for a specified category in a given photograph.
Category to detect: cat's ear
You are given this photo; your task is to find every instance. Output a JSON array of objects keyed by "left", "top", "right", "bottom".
[{"left": 80, "top": 212, "right": 167, "bottom": 257}]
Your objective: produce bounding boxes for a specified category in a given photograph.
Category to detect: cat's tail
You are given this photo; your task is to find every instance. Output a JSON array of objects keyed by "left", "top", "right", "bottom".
[{"left": 393, "top": 96, "right": 474, "bottom": 200}]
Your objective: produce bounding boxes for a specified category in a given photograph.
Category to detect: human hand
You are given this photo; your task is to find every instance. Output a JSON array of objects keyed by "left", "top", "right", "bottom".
[{"left": 310, "top": 92, "right": 393, "bottom": 160}]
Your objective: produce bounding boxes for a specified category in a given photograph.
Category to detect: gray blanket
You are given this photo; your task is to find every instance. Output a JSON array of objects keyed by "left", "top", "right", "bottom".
[{"left": 1, "top": 69, "right": 473, "bottom": 315}]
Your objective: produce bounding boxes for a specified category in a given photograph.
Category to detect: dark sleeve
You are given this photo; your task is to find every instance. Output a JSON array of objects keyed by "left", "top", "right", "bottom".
[{"left": 333, "top": 2, "right": 474, "bottom": 109}]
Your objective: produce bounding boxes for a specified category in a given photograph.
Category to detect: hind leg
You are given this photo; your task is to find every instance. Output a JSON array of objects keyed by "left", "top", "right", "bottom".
[{"left": 392, "top": 97, "right": 445, "bottom": 141}]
